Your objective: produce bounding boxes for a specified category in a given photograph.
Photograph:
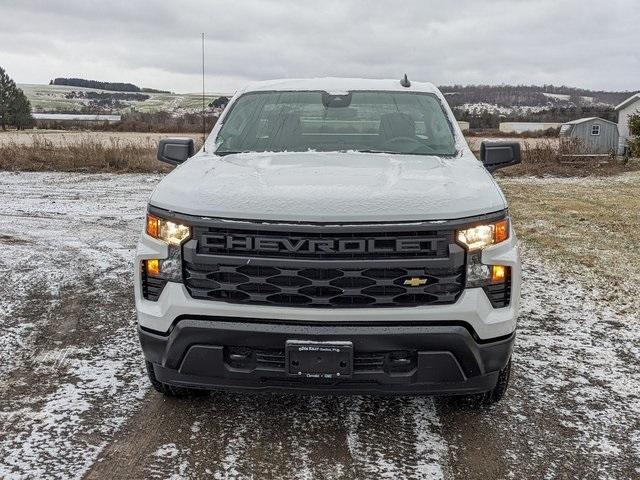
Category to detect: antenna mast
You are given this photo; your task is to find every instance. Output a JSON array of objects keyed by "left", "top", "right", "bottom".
[{"left": 201, "top": 32, "right": 206, "bottom": 152}]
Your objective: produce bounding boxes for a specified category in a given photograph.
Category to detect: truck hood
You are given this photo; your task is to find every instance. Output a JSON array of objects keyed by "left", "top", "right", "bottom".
[{"left": 149, "top": 151, "right": 506, "bottom": 222}]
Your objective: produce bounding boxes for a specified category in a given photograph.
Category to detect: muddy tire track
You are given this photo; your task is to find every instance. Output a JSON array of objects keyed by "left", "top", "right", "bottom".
[{"left": 87, "top": 394, "right": 449, "bottom": 479}]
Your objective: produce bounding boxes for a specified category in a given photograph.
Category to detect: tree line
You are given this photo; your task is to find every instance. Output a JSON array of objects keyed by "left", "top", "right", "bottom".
[
  {"left": 50, "top": 77, "right": 141, "bottom": 92},
  {"left": 453, "top": 105, "right": 616, "bottom": 129},
  {"left": 0, "top": 66, "right": 34, "bottom": 130},
  {"left": 440, "top": 84, "right": 638, "bottom": 108},
  {"left": 50, "top": 78, "right": 171, "bottom": 94}
]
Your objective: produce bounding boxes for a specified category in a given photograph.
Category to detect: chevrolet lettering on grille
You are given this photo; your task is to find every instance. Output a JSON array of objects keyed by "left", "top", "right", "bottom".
[{"left": 201, "top": 234, "right": 441, "bottom": 255}]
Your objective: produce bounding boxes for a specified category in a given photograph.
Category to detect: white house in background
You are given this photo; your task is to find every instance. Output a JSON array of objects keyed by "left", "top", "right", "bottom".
[{"left": 615, "top": 93, "right": 640, "bottom": 154}]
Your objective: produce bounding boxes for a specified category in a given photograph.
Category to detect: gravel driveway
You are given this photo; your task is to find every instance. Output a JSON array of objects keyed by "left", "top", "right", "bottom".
[{"left": 0, "top": 172, "right": 638, "bottom": 479}]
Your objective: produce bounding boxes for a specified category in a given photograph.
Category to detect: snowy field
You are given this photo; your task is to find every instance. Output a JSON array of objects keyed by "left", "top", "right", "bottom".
[
  {"left": 0, "top": 171, "right": 638, "bottom": 479},
  {"left": 18, "top": 83, "right": 227, "bottom": 115}
]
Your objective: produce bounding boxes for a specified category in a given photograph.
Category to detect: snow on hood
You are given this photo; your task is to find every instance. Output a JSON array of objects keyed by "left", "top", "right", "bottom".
[{"left": 149, "top": 151, "right": 507, "bottom": 222}]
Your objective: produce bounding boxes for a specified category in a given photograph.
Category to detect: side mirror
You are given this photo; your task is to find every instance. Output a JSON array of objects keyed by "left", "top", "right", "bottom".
[
  {"left": 480, "top": 141, "right": 521, "bottom": 172},
  {"left": 157, "top": 138, "right": 195, "bottom": 165}
]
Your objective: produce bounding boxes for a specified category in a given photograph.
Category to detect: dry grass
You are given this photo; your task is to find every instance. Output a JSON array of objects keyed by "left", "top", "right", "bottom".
[
  {"left": 500, "top": 173, "right": 640, "bottom": 312},
  {"left": 497, "top": 138, "right": 640, "bottom": 177},
  {"left": 0, "top": 135, "right": 173, "bottom": 173},
  {"left": 0, "top": 131, "right": 637, "bottom": 176},
  {"left": 0, "top": 130, "right": 202, "bottom": 147}
]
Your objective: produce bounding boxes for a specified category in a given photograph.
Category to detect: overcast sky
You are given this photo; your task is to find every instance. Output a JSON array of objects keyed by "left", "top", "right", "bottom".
[{"left": 1, "top": 0, "right": 638, "bottom": 94}]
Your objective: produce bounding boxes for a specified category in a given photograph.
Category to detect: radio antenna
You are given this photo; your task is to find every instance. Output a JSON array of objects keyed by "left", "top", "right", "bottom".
[{"left": 201, "top": 32, "right": 206, "bottom": 152}]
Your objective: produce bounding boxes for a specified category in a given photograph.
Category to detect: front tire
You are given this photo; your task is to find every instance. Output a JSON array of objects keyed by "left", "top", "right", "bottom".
[
  {"left": 467, "top": 358, "right": 511, "bottom": 407},
  {"left": 145, "top": 361, "right": 208, "bottom": 397}
]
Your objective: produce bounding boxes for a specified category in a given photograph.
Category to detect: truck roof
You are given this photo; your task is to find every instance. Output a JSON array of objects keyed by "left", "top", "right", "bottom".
[{"left": 237, "top": 77, "right": 440, "bottom": 95}]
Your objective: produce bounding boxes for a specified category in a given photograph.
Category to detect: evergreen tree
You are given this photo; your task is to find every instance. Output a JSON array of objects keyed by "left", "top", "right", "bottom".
[
  {"left": 10, "top": 90, "right": 34, "bottom": 130},
  {"left": 0, "top": 66, "right": 12, "bottom": 130},
  {"left": 0, "top": 66, "right": 34, "bottom": 130}
]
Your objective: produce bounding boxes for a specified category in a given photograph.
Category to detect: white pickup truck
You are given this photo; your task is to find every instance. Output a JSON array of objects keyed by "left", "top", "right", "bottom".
[{"left": 135, "top": 77, "right": 521, "bottom": 405}]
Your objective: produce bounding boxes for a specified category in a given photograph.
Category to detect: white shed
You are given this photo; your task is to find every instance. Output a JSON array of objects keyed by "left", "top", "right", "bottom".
[
  {"left": 560, "top": 117, "right": 619, "bottom": 154},
  {"left": 456, "top": 121, "right": 470, "bottom": 132},
  {"left": 615, "top": 93, "right": 640, "bottom": 154}
]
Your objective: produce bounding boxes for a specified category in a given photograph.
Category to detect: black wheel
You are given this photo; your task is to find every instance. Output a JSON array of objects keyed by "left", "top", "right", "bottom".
[
  {"left": 145, "top": 361, "right": 208, "bottom": 397},
  {"left": 466, "top": 358, "right": 512, "bottom": 407}
]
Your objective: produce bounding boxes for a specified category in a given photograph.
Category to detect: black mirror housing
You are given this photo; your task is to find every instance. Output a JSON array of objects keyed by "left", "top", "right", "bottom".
[
  {"left": 480, "top": 141, "right": 522, "bottom": 172},
  {"left": 157, "top": 138, "right": 195, "bottom": 165}
]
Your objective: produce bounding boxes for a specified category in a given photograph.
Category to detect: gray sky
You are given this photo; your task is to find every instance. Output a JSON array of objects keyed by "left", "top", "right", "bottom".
[{"left": 1, "top": 0, "right": 638, "bottom": 93}]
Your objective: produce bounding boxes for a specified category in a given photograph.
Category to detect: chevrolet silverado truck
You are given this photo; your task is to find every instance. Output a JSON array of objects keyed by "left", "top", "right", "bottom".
[{"left": 136, "top": 77, "right": 521, "bottom": 404}]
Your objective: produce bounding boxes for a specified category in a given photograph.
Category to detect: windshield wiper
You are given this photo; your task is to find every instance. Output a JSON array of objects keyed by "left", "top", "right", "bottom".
[
  {"left": 354, "top": 149, "right": 453, "bottom": 156},
  {"left": 214, "top": 150, "right": 246, "bottom": 156},
  {"left": 352, "top": 149, "right": 399, "bottom": 154}
]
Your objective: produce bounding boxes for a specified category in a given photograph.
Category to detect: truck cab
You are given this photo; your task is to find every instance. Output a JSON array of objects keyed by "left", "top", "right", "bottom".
[{"left": 136, "top": 77, "right": 521, "bottom": 404}]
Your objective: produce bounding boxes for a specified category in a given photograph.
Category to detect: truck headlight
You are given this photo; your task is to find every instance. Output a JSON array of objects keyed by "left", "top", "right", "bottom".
[
  {"left": 143, "top": 213, "right": 190, "bottom": 286},
  {"left": 146, "top": 214, "right": 191, "bottom": 245},
  {"left": 458, "top": 217, "right": 511, "bottom": 297},
  {"left": 456, "top": 218, "right": 509, "bottom": 251}
]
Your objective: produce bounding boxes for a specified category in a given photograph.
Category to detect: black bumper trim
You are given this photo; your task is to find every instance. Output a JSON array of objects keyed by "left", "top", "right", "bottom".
[
  {"left": 142, "top": 315, "right": 510, "bottom": 345},
  {"left": 139, "top": 318, "right": 514, "bottom": 395}
]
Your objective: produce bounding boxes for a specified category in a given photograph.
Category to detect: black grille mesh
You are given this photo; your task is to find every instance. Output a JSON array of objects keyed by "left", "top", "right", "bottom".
[{"left": 184, "top": 262, "right": 464, "bottom": 307}]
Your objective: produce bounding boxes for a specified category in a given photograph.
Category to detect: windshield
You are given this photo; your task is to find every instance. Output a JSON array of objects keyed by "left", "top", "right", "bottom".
[{"left": 214, "top": 91, "right": 457, "bottom": 156}]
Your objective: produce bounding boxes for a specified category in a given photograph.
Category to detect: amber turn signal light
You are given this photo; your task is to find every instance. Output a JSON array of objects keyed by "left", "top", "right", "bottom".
[
  {"left": 145, "top": 259, "right": 160, "bottom": 277},
  {"left": 491, "top": 265, "right": 507, "bottom": 283},
  {"left": 494, "top": 219, "right": 509, "bottom": 244},
  {"left": 146, "top": 214, "right": 159, "bottom": 238}
]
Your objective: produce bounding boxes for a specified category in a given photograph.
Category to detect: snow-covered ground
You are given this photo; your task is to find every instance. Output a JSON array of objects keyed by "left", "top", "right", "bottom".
[{"left": 0, "top": 172, "right": 638, "bottom": 479}]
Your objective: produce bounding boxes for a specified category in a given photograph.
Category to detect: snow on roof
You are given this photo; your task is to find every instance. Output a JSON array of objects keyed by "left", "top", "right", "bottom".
[
  {"left": 237, "top": 77, "right": 439, "bottom": 94},
  {"left": 563, "top": 117, "right": 617, "bottom": 126},
  {"left": 615, "top": 93, "right": 640, "bottom": 111}
]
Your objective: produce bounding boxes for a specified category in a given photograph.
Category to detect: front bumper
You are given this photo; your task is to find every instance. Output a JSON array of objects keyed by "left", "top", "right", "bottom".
[{"left": 140, "top": 318, "right": 515, "bottom": 395}]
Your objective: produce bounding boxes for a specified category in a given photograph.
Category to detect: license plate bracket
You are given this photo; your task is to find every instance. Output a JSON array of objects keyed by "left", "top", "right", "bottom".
[{"left": 285, "top": 340, "right": 353, "bottom": 379}]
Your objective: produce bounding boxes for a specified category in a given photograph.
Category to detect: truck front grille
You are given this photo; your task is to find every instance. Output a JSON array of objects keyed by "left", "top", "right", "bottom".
[{"left": 181, "top": 220, "right": 466, "bottom": 308}]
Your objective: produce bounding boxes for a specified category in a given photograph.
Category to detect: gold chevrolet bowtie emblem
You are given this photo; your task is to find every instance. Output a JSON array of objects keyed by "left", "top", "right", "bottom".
[{"left": 403, "top": 277, "right": 428, "bottom": 287}]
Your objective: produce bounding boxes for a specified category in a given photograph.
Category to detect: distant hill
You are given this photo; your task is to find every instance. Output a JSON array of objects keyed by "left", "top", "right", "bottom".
[
  {"left": 20, "top": 83, "right": 225, "bottom": 115},
  {"left": 439, "top": 84, "right": 639, "bottom": 128},
  {"left": 440, "top": 84, "right": 637, "bottom": 109}
]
